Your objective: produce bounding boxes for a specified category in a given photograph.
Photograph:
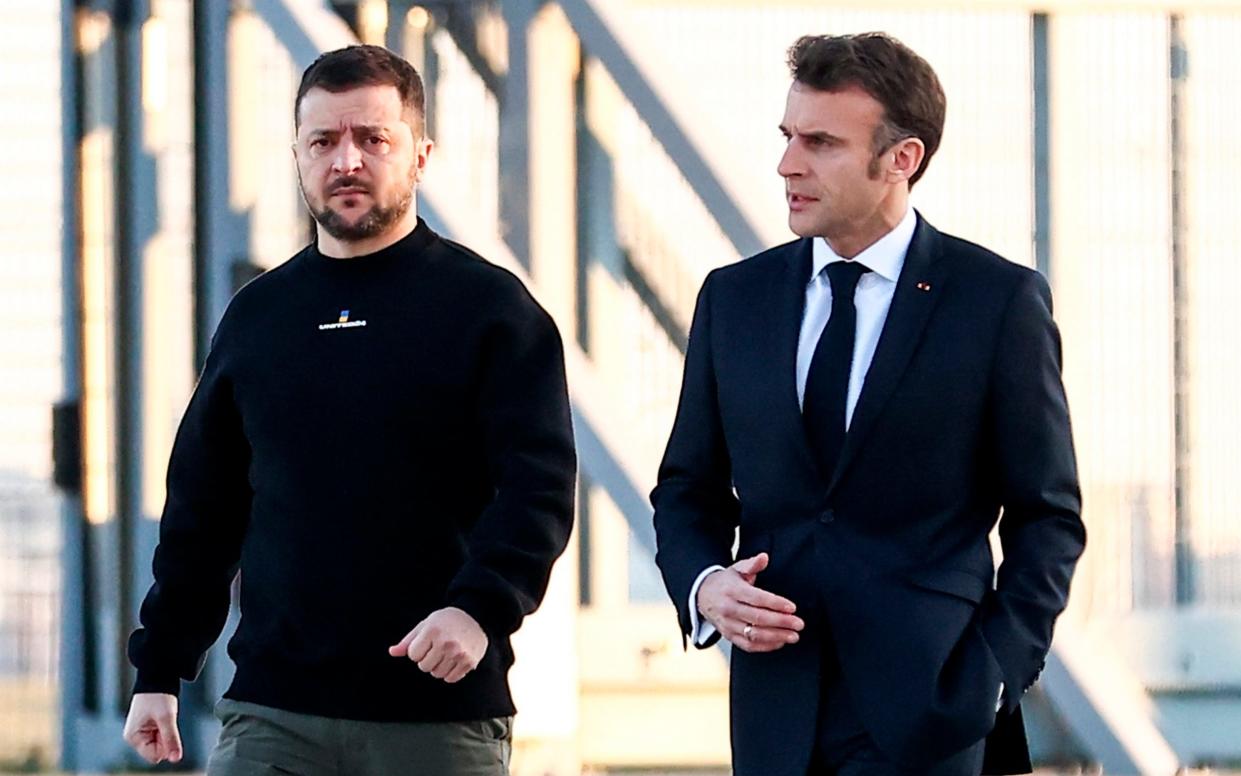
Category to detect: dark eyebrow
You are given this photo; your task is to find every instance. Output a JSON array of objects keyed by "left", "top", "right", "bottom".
[
  {"left": 778, "top": 125, "right": 842, "bottom": 144},
  {"left": 801, "top": 130, "right": 842, "bottom": 144},
  {"left": 307, "top": 125, "right": 390, "bottom": 138}
]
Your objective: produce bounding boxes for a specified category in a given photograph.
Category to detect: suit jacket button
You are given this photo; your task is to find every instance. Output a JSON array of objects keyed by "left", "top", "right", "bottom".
[{"left": 818, "top": 508, "right": 835, "bottom": 524}]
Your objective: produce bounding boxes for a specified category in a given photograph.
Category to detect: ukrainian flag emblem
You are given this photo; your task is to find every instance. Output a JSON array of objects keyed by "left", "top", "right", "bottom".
[{"left": 319, "top": 308, "right": 365, "bottom": 330}]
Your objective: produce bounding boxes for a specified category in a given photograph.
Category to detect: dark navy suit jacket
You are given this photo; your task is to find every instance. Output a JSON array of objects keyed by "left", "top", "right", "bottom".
[{"left": 651, "top": 215, "right": 1085, "bottom": 775}]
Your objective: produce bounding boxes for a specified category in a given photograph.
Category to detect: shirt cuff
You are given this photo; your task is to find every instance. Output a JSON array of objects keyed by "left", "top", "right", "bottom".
[
  {"left": 688, "top": 565, "right": 727, "bottom": 647},
  {"left": 996, "top": 682, "right": 1005, "bottom": 712}
]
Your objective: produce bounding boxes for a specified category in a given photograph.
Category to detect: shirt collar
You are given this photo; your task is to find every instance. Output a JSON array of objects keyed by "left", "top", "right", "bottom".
[{"left": 811, "top": 207, "right": 917, "bottom": 285}]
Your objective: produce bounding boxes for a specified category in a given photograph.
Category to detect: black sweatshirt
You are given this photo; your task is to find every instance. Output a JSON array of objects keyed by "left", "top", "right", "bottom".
[{"left": 128, "top": 219, "right": 576, "bottom": 721}]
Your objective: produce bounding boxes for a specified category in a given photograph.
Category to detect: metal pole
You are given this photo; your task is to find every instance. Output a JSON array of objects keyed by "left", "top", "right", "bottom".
[
  {"left": 194, "top": 0, "right": 238, "bottom": 367},
  {"left": 192, "top": 1, "right": 245, "bottom": 754},
  {"left": 1170, "top": 13, "right": 1195, "bottom": 606},
  {"left": 499, "top": 0, "right": 535, "bottom": 269},
  {"left": 1032, "top": 13, "right": 1052, "bottom": 281},
  {"left": 57, "top": 0, "right": 87, "bottom": 765}
]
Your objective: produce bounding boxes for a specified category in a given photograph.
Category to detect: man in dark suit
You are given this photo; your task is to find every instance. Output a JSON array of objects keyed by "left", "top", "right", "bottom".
[{"left": 651, "top": 33, "right": 1084, "bottom": 776}]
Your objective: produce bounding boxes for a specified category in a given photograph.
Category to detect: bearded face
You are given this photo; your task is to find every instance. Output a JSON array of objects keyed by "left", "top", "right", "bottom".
[
  {"left": 294, "top": 84, "right": 430, "bottom": 248},
  {"left": 303, "top": 168, "right": 415, "bottom": 242}
]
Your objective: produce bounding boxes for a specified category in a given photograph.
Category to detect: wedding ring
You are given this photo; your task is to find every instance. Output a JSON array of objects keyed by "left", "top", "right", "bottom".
[{"left": 743, "top": 623, "right": 754, "bottom": 639}]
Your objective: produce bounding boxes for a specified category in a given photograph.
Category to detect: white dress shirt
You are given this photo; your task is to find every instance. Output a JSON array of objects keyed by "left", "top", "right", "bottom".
[{"left": 688, "top": 207, "right": 916, "bottom": 645}]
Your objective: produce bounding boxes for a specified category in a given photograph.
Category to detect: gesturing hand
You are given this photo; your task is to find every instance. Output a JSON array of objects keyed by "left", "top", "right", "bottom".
[
  {"left": 697, "top": 552, "right": 804, "bottom": 653},
  {"left": 388, "top": 606, "right": 489, "bottom": 683},
  {"left": 122, "top": 692, "right": 183, "bottom": 765}
]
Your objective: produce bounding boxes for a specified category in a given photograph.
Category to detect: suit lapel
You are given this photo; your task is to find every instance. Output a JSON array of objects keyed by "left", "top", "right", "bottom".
[
  {"left": 769, "top": 238, "right": 821, "bottom": 477},
  {"left": 827, "top": 216, "right": 947, "bottom": 494}
]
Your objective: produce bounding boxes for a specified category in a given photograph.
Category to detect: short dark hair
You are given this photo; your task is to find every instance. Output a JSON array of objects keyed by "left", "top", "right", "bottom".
[
  {"left": 295, "top": 45, "right": 426, "bottom": 135},
  {"left": 787, "top": 33, "right": 945, "bottom": 187}
]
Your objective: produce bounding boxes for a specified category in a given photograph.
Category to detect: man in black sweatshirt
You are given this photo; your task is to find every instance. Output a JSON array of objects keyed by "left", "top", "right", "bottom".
[{"left": 121, "top": 45, "right": 576, "bottom": 776}]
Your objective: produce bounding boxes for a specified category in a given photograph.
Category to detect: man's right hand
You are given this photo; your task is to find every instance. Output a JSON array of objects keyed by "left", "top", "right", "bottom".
[
  {"left": 123, "top": 692, "right": 183, "bottom": 765},
  {"left": 697, "top": 552, "right": 804, "bottom": 652}
]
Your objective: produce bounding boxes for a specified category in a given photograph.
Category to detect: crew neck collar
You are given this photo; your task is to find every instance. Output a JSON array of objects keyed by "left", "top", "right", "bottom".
[{"left": 306, "top": 217, "right": 437, "bottom": 270}]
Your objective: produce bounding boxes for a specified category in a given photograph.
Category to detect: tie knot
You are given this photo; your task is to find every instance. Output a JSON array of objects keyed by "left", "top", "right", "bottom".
[{"left": 824, "top": 260, "right": 871, "bottom": 297}]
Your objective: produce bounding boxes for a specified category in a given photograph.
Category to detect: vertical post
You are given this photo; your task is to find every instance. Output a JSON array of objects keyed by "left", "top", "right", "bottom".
[
  {"left": 527, "top": 3, "right": 579, "bottom": 326},
  {"left": 113, "top": 0, "right": 156, "bottom": 719},
  {"left": 58, "top": 0, "right": 87, "bottom": 766},
  {"left": 577, "top": 475, "right": 592, "bottom": 607},
  {"left": 388, "top": 1, "right": 436, "bottom": 139},
  {"left": 385, "top": 0, "right": 412, "bottom": 53},
  {"left": 194, "top": 0, "right": 238, "bottom": 367},
  {"left": 422, "top": 10, "right": 439, "bottom": 143},
  {"left": 1169, "top": 13, "right": 1194, "bottom": 606},
  {"left": 79, "top": 3, "right": 125, "bottom": 747},
  {"left": 1032, "top": 13, "right": 1052, "bottom": 281},
  {"left": 499, "top": 0, "right": 534, "bottom": 268},
  {"left": 506, "top": 5, "right": 581, "bottom": 771},
  {"left": 573, "top": 54, "right": 590, "bottom": 354},
  {"left": 193, "top": 0, "right": 245, "bottom": 750},
  {"left": 76, "top": 7, "right": 122, "bottom": 757}
]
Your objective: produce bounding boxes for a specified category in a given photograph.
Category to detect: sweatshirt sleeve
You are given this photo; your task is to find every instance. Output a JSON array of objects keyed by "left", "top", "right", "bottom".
[
  {"left": 127, "top": 324, "right": 253, "bottom": 696},
  {"left": 445, "top": 283, "right": 576, "bottom": 641}
]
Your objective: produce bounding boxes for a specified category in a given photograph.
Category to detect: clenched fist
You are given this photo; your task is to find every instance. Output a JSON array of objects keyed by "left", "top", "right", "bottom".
[
  {"left": 122, "top": 692, "right": 183, "bottom": 764},
  {"left": 388, "top": 606, "right": 489, "bottom": 684}
]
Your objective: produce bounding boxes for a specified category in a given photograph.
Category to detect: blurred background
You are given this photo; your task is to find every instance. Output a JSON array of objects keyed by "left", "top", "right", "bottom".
[{"left": 2, "top": 0, "right": 1241, "bottom": 773}]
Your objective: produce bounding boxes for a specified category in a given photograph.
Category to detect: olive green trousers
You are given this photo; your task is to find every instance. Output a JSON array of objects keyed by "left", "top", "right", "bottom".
[{"left": 206, "top": 698, "right": 512, "bottom": 776}]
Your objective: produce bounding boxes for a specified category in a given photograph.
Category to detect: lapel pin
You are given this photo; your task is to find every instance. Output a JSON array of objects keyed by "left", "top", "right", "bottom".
[{"left": 916, "top": 282, "right": 932, "bottom": 292}]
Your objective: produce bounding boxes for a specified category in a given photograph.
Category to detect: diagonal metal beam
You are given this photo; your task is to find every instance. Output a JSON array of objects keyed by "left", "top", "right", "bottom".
[
  {"left": 435, "top": 3, "right": 504, "bottom": 97},
  {"left": 1042, "top": 625, "right": 1180, "bottom": 773},
  {"left": 417, "top": 196, "right": 658, "bottom": 558},
  {"left": 252, "top": 0, "right": 358, "bottom": 68},
  {"left": 556, "top": 0, "right": 769, "bottom": 257}
]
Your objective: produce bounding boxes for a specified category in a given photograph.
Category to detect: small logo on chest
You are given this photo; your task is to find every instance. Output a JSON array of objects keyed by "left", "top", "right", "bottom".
[{"left": 318, "top": 309, "right": 368, "bottom": 331}]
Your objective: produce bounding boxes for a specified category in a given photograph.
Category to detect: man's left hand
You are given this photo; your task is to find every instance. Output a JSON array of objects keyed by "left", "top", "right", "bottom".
[{"left": 388, "top": 607, "right": 489, "bottom": 683}]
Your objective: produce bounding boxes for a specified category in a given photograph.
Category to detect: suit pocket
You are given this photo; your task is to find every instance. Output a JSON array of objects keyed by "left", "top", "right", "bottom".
[{"left": 903, "top": 568, "right": 990, "bottom": 605}]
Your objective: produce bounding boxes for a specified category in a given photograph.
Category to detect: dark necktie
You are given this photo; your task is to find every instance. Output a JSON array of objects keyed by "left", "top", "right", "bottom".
[{"left": 803, "top": 260, "right": 871, "bottom": 479}]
